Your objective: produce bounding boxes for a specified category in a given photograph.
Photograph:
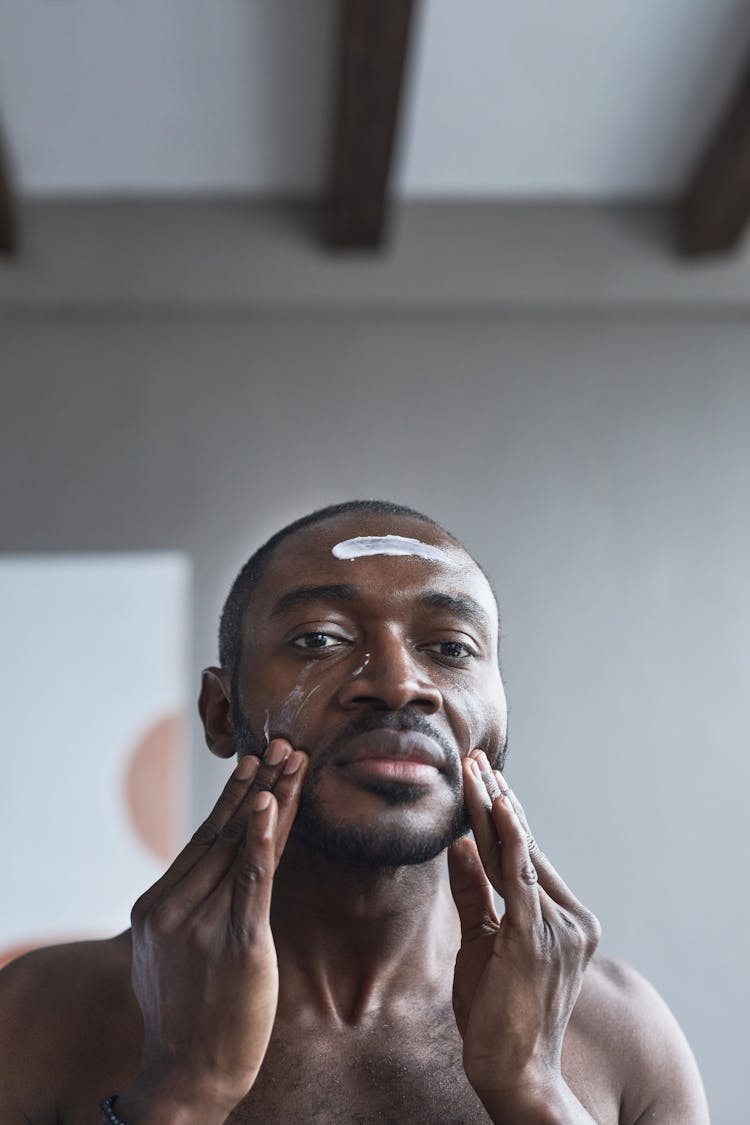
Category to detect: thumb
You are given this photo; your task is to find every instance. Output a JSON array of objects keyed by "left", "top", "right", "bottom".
[{"left": 447, "top": 837, "right": 500, "bottom": 941}]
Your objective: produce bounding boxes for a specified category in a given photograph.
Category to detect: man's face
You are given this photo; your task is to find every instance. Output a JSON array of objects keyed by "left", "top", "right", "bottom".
[{"left": 232, "top": 514, "right": 508, "bottom": 867}]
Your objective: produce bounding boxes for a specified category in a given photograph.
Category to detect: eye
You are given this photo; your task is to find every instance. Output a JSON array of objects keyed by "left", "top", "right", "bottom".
[
  {"left": 422, "top": 640, "right": 477, "bottom": 661},
  {"left": 290, "top": 631, "right": 348, "bottom": 652}
]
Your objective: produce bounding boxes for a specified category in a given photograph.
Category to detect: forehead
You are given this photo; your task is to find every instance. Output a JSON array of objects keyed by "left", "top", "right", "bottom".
[{"left": 249, "top": 513, "right": 498, "bottom": 626}]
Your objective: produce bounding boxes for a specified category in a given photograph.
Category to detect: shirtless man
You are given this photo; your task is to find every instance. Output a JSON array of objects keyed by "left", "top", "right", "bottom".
[{"left": 0, "top": 500, "right": 709, "bottom": 1124}]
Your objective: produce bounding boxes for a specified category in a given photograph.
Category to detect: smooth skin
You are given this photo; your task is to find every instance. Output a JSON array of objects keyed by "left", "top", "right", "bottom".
[{"left": 0, "top": 513, "right": 710, "bottom": 1124}]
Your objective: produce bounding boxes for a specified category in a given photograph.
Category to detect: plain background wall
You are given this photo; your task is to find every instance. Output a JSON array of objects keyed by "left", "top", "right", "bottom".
[{"left": 2, "top": 306, "right": 747, "bottom": 1121}]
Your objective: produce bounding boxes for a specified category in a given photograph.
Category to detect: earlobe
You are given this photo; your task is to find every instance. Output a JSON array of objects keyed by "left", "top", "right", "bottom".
[{"left": 198, "top": 666, "right": 236, "bottom": 759}]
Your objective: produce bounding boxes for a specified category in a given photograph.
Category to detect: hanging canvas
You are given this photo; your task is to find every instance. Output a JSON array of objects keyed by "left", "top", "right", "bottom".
[{"left": 0, "top": 553, "right": 190, "bottom": 966}]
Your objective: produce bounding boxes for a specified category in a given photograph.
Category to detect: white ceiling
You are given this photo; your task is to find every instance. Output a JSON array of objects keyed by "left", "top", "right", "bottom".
[{"left": 1, "top": 0, "right": 749, "bottom": 198}]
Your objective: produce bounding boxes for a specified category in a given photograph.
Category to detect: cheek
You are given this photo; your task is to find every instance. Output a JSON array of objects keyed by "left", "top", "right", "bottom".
[
  {"left": 248, "top": 661, "right": 330, "bottom": 748},
  {"left": 450, "top": 673, "right": 507, "bottom": 756}
]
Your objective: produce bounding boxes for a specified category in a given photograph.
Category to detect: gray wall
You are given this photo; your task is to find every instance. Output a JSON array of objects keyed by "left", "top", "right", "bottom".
[{"left": 1, "top": 206, "right": 747, "bottom": 1121}]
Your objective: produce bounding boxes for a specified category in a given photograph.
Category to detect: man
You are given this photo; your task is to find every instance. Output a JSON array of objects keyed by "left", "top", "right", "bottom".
[{"left": 0, "top": 500, "right": 709, "bottom": 1124}]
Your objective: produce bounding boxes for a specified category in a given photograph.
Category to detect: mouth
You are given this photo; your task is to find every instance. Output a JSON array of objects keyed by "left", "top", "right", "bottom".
[{"left": 335, "top": 729, "right": 448, "bottom": 786}]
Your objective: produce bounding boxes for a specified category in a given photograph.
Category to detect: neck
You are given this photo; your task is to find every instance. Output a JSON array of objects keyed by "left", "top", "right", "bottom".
[{"left": 270, "top": 835, "right": 460, "bottom": 1026}]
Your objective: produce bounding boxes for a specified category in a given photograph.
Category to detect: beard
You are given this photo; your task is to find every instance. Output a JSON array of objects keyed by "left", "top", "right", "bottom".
[{"left": 232, "top": 698, "right": 507, "bottom": 870}]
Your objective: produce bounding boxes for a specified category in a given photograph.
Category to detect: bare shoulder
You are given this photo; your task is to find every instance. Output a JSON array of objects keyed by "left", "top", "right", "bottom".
[
  {"left": 574, "top": 954, "right": 710, "bottom": 1124},
  {"left": 0, "top": 932, "right": 139, "bottom": 1124}
]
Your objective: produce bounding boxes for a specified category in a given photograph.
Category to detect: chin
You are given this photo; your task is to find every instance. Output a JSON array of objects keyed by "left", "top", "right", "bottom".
[{"left": 291, "top": 794, "right": 471, "bottom": 869}]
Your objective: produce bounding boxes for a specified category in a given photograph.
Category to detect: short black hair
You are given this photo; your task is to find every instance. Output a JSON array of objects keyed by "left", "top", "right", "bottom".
[{"left": 218, "top": 499, "right": 459, "bottom": 684}]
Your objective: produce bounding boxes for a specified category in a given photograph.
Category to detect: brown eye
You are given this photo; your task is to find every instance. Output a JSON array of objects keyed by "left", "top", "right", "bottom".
[
  {"left": 423, "top": 641, "right": 476, "bottom": 660},
  {"left": 291, "top": 632, "right": 346, "bottom": 651}
]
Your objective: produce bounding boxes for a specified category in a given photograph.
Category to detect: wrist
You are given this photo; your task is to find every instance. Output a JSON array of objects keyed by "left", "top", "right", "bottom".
[
  {"left": 114, "top": 1073, "right": 241, "bottom": 1125},
  {"left": 110, "top": 1099, "right": 225, "bottom": 1125},
  {"left": 473, "top": 1075, "right": 595, "bottom": 1125}
]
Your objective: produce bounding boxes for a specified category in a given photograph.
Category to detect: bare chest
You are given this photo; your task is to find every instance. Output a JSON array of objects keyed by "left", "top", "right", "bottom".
[{"left": 227, "top": 1016, "right": 490, "bottom": 1125}]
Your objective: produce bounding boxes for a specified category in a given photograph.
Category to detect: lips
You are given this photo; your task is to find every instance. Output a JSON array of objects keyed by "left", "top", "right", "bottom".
[{"left": 335, "top": 729, "right": 448, "bottom": 771}]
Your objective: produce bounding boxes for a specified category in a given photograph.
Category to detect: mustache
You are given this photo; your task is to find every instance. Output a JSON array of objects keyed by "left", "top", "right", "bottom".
[{"left": 319, "top": 707, "right": 460, "bottom": 774}]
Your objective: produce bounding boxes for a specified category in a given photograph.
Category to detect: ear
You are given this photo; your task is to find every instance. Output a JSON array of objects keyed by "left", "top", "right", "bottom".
[{"left": 198, "top": 666, "right": 236, "bottom": 759}]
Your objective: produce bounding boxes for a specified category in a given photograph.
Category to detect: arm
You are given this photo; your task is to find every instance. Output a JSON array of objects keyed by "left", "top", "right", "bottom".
[{"left": 114, "top": 741, "right": 307, "bottom": 1124}]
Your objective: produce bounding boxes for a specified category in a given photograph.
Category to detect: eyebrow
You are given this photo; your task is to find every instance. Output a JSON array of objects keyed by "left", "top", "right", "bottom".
[
  {"left": 416, "top": 591, "right": 493, "bottom": 636},
  {"left": 269, "top": 584, "right": 358, "bottom": 618},
  {"left": 268, "top": 584, "right": 493, "bottom": 636}
]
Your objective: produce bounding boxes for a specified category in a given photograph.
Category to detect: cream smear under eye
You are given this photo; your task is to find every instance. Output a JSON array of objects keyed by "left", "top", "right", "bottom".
[{"left": 331, "top": 535, "right": 455, "bottom": 565}]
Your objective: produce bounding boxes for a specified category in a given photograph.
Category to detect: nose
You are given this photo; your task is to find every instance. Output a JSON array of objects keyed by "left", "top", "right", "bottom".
[{"left": 337, "top": 630, "right": 443, "bottom": 714}]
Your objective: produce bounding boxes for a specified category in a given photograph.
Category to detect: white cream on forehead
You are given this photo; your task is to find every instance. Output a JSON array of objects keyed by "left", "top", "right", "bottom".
[{"left": 331, "top": 534, "right": 456, "bottom": 565}]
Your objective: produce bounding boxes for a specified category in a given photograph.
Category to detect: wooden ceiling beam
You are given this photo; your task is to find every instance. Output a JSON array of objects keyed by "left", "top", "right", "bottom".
[
  {"left": 679, "top": 54, "right": 750, "bottom": 256},
  {"left": 325, "top": 0, "right": 418, "bottom": 249},
  {"left": 0, "top": 118, "right": 19, "bottom": 255}
]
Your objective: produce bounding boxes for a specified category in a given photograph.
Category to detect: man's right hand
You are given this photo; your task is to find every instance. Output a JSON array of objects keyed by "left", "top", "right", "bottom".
[{"left": 114, "top": 740, "right": 307, "bottom": 1124}]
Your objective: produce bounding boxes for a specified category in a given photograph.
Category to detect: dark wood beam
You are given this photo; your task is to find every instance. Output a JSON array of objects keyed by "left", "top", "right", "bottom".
[
  {"left": 325, "top": 0, "right": 418, "bottom": 249},
  {"left": 0, "top": 118, "right": 19, "bottom": 255},
  {"left": 679, "top": 54, "right": 750, "bottom": 256}
]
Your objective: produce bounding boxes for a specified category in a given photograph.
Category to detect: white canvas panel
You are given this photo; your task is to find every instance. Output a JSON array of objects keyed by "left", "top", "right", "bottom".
[{"left": 0, "top": 553, "right": 190, "bottom": 954}]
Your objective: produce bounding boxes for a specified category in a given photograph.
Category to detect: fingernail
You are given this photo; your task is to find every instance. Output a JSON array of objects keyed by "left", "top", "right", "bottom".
[
  {"left": 265, "top": 740, "right": 287, "bottom": 767},
  {"left": 235, "top": 755, "right": 258, "bottom": 780},
  {"left": 467, "top": 758, "right": 481, "bottom": 778},
  {"left": 282, "top": 751, "right": 303, "bottom": 775},
  {"left": 474, "top": 749, "right": 491, "bottom": 772},
  {"left": 253, "top": 790, "right": 273, "bottom": 811}
]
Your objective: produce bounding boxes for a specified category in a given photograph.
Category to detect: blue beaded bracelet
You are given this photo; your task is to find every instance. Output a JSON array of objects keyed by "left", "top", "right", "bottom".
[{"left": 100, "top": 1095, "right": 126, "bottom": 1124}]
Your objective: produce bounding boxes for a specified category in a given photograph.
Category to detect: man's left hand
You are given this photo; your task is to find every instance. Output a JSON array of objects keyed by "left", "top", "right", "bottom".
[{"left": 448, "top": 751, "right": 601, "bottom": 1124}]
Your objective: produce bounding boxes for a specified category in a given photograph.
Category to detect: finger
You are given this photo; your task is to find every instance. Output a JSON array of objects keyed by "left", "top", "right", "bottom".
[
  {"left": 132, "top": 754, "right": 262, "bottom": 919},
  {"left": 268, "top": 750, "right": 309, "bottom": 866},
  {"left": 472, "top": 761, "right": 543, "bottom": 933},
  {"left": 159, "top": 744, "right": 305, "bottom": 909},
  {"left": 133, "top": 739, "right": 295, "bottom": 921},
  {"left": 461, "top": 757, "right": 506, "bottom": 895},
  {"left": 471, "top": 754, "right": 599, "bottom": 942},
  {"left": 447, "top": 837, "right": 501, "bottom": 941},
  {"left": 243, "top": 736, "right": 292, "bottom": 791},
  {"left": 229, "top": 789, "right": 277, "bottom": 937}
]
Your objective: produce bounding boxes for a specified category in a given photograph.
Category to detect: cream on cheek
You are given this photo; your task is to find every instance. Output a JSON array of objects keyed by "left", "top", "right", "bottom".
[
  {"left": 449, "top": 672, "right": 507, "bottom": 766},
  {"left": 449, "top": 689, "right": 483, "bottom": 760},
  {"left": 258, "top": 624, "right": 367, "bottom": 749},
  {"left": 263, "top": 662, "right": 323, "bottom": 747},
  {"left": 266, "top": 649, "right": 372, "bottom": 746}
]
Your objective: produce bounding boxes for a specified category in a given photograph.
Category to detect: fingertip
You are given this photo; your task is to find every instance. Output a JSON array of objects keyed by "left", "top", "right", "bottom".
[
  {"left": 251, "top": 788, "right": 278, "bottom": 841},
  {"left": 462, "top": 757, "right": 492, "bottom": 816},
  {"left": 253, "top": 789, "right": 274, "bottom": 812},
  {"left": 462, "top": 755, "right": 482, "bottom": 783},
  {"left": 447, "top": 835, "right": 481, "bottom": 883},
  {"left": 235, "top": 754, "right": 260, "bottom": 781},
  {"left": 448, "top": 834, "right": 473, "bottom": 858},
  {"left": 282, "top": 749, "right": 308, "bottom": 777}
]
